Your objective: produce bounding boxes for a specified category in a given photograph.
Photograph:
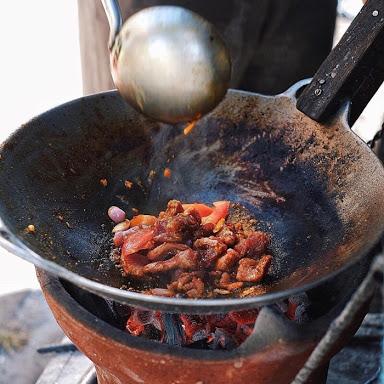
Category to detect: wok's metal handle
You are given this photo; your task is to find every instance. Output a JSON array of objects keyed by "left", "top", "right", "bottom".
[
  {"left": 297, "top": 0, "right": 384, "bottom": 126},
  {"left": 100, "top": 0, "right": 123, "bottom": 49}
]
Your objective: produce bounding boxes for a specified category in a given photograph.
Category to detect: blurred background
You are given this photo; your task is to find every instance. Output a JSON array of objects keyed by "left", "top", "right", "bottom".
[
  {"left": 0, "top": 1, "right": 81, "bottom": 295},
  {"left": 0, "top": 0, "right": 383, "bottom": 294}
]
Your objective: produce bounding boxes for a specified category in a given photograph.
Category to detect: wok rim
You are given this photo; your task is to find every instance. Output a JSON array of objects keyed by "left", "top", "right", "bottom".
[{"left": 0, "top": 84, "right": 383, "bottom": 313}]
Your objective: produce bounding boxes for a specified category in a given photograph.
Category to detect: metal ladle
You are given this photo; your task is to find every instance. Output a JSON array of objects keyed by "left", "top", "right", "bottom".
[{"left": 101, "top": 0, "right": 231, "bottom": 124}]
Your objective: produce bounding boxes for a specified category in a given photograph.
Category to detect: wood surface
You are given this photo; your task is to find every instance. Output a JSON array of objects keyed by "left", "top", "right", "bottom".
[{"left": 297, "top": 0, "right": 384, "bottom": 125}]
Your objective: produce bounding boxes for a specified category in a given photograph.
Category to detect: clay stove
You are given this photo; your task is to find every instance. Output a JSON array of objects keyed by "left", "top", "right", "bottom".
[{"left": 37, "top": 253, "right": 372, "bottom": 384}]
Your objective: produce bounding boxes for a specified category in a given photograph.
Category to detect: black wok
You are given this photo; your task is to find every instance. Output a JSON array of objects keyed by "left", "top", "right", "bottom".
[{"left": 0, "top": 1, "right": 383, "bottom": 313}]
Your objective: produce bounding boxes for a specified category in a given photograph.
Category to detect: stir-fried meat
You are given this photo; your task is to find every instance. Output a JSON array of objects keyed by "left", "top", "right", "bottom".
[
  {"left": 110, "top": 199, "right": 273, "bottom": 298},
  {"left": 234, "top": 231, "right": 270, "bottom": 258},
  {"left": 193, "top": 222, "right": 215, "bottom": 239},
  {"left": 193, "top": 237, "right": 227, "bottom": 267},
  {"left": 168, "top": 272, "right": 205, "bottom": 298},
  {"left": 154, "top": 210, "right": 201, "bottom": 243},
  {"left": 160, "top": 199, "right": 184, "bottom": 218},
  {"left": 147, "top": 242, "right": 189, "bottom": 261},
  {"left": 239, "top": 285, "right": 267, "bottom": 297},
  {"left": 120, "top": 253, "right": 148, "bottom": 277},
  {"left": 215, "top": 249, "right": 241, "bottom": 271},
  {"left": 236, "top": 255, "right": 272, "bottom": 282},
  {"left": 219, "top": 272, "right": 244, "bottom": 291},
  {"left": 143, "top": 249, "right": 198, "bottom": 274},
  {"left": 121, "top": 227, "right": 154, "bottom": 257},
  {"left": 216, "top": 223, "right": 238, "bottom": 246}
]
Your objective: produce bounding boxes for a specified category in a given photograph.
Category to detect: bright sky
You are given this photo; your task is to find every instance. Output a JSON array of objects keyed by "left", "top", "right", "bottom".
[{"left": 0, "top": 1, "right": 82, "bottom": 294}]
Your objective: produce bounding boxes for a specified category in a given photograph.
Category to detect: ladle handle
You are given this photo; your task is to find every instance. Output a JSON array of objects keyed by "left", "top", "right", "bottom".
[
  {"left": 101, "top": 0, "right": 123, "bottom": 49},
  {"left": 297, "top": 0, "right": 384, "bottom": 126}
]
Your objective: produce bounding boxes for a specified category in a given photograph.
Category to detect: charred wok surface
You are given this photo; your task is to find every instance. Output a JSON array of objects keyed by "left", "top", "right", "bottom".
[{"left": 0, "top": 88, "right": 383, "bottom": 312}]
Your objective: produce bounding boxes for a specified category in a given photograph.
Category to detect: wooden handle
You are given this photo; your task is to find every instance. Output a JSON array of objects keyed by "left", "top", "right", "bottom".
[{"left": 297, "top": 0, "right": 384, "bottom": 125}]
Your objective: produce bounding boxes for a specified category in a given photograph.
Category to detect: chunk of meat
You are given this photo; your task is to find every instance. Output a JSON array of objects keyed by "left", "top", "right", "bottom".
[
  {"left": 159, "top": 200, "right": 184, "bottom": 218},
  {"left": 194, "top": 237, "right": 227, "bottom": 267},
  {"left": 239, "top": 285, "right": 267, "bottom": 297},
  {"left": 215, "top": 249, "right": 241, "bottom": 271},
  {"left": 219, "top": 272, "right": 244, "bottom": 291},
  {"left": 143, "top": 249, "right": 198, "bottom": 274},
  {"left": 193, "top": 223, "right": 215, "bottom": 239},
  {"left": 234, "top": 231, "right": 270, "bottom": 258},
  {"left": 216, "top": 223, "right": 238, "bottom": 246},
  {"left": 114, "top": 225, "right": 149, "bottom": 247},
  {"left": 113, "top": 229, "right": 128, "bottom": 247},
  {"left": 121, "top": 227, "right": 154, "bottom": 257},
  {"left": 236, "top": 255, "right": 272, "bottom": 282},
  {"left": 147, "top": 242, "right": 189, "bottom": 261},
  {"left": 168, "top": 272, "right": 205, "bottom": 298},
  {"left": 202, "top": 201, "right": 230, "bottom": 225},
  {"left": 154, "top": 210, "right": 201, "bottom": 243},
  {"left": 120, "top": 253, "right": 148, "bottom": 277}
]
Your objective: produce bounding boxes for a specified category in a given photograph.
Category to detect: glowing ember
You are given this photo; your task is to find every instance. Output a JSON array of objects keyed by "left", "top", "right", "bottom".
[
  {"left": 124, "top": 294, "right": 309, "bottom": 350},
  {"left": 183, "top": 120, "right": 197, "bottom": 135},
  {"left": 163, "top": 168, "right": 172, "bottom": 178}
]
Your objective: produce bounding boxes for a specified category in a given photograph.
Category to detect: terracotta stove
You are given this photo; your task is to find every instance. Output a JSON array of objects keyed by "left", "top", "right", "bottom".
[{"left": 36, "top": 251, "right": 373, "bottom": 384}]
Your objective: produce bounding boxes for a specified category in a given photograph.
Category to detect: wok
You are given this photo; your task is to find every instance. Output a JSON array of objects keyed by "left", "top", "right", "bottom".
[{"left": 0, "top": 1, "right": 384, "bottom": 313}]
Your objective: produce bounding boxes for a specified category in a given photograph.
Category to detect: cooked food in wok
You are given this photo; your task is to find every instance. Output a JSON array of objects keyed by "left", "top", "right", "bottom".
[{"left": 108, "top": 200, "right": 273, "bottom": 298}]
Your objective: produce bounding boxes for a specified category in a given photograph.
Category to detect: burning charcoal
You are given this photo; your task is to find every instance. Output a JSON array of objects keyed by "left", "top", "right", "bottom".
[
  {"left": 161, "top": 313, "right": 185, "bottom": 346},
  {"left": 286, "top": 294, "right": 310, "bottom": 322},
  {"left": 289, "top": 293, "right": 310, "bottom": 306},
  {"left": 294, "top": 304, "right": 309, "bottom": 324},
  {"left": 180, "top": 314, "right": 207, "bottom": 343},
  {"left": 104, "top": 299, "right": 131, "bottom": 328},
  {"left": 191, "top": 329, "right": 209, "bottom": 342},
  {"left": 275, "top": 301, "right": 288, "bottom": 313},
  {"left": 208, "top": 328, "right": 237, "bottom": 350},
  {"left": 126, "top": 309, "right": 163, "bottom": 337}
]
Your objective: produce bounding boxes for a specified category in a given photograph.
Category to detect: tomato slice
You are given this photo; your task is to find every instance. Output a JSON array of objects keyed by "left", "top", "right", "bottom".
[
  {"left": 202, "top": 201, "right": 230, "bottom": 225},
  {"left": 182, "top": 203, "right": 213, "bottom": 217},
  {"left": 130, "top": 214, "right": 157, "bottom": 227},
  {"left": 121, "top": 227, "right": 154, "bottom": 256}
]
